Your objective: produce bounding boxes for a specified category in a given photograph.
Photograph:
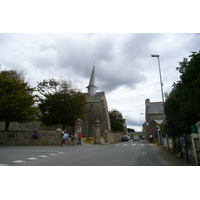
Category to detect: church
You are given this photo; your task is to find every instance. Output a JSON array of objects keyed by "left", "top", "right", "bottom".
[{"left": 82, "top": 65, "right": 111, "bottom": 136}]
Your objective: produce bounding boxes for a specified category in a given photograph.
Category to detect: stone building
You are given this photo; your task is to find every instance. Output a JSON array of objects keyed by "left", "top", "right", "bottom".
[
  {"left": 82, "top": 65, "right": 111, "bottom": 136},
  {"left": 143, "top": 99, "right": 164, "bottom": 140}
]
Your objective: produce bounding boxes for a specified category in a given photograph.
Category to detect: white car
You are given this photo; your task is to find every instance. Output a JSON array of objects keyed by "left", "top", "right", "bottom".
[{"left": 133, "top": 135, "right": 139, "bottom": 141}]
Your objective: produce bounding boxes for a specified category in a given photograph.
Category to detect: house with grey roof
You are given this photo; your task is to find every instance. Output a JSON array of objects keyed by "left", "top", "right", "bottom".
[{"left": 143, "top": 99, "right": 164, "bottom": 140}]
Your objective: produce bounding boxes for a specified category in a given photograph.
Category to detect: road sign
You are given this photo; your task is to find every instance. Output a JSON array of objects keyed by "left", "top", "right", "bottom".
[{"left": 150, "top": 129, "right": 156, "bottom": 133}]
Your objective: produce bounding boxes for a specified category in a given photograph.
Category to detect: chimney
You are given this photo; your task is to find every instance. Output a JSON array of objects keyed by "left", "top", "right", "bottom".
[{"left": 145, "top": 99, "right": 150, "bottom": 107}]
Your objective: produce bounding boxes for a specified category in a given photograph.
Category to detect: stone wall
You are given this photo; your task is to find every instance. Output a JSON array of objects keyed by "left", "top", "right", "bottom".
[
  {"left": 104, "top": 131, "right": 121, "bottom": 144},
  {"left": 0, "top": 121, "right": 74, "bottom": 133},
  {"left": 0, "top": 130, "right": 62, "bottom": 146}
]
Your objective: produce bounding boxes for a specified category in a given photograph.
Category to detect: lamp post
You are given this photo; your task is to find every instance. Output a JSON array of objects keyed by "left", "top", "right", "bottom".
[
  {"left": 151, "top": 55, "right": 164, "bottom": 104},
  {"left": 151, "top": 54, "right": 169, "bottom": 151}
]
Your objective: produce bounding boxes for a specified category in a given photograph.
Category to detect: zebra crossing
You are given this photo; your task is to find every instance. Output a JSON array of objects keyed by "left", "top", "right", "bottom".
[
  {"left": 114, "top": 143, "right": 145, "bottom": 147},
  {"left": 0, "top": 151, "right": 66, "bottom": 166}
]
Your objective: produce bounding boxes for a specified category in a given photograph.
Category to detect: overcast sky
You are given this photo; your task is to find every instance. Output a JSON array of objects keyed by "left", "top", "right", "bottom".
[
  {"left": 1, "top": 33, "right": 200, "bottom": 131},
  {"left": 1, "top": 0, "right": 200, "bottom": 131}
]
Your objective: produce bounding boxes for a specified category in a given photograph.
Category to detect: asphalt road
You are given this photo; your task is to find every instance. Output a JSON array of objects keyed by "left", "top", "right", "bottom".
[{"left": 0, "top": 140, "right": 193, "bottom": 166}]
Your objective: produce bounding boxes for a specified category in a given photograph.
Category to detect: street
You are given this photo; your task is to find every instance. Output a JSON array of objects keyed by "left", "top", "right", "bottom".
[{"left": 0, "top": 140, "right": 192, "bottom": 166}]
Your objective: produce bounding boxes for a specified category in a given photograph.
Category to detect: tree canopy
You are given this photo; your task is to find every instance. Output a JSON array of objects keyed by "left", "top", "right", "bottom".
[
  {"left": 109, "top": 108, "right": 126, "bottom": 132},
  {"left": 164, "top": 51, "right": 200, "bottom": 137},
  {"left": 37, "top": 78, "right": 87, "bottom": 129},
  {"left": 0, "top": 70, "right": 38, "bottom": 130}
]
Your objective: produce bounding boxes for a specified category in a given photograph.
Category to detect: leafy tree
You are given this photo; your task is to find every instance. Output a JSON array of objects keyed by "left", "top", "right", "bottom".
[
  {"left": 0, "top": 70, "right": 38, "bottom": 131},
  {"left": 109, "top": 108, "right": 126, "bottom": 132},
  {"left": 164, "top": 51, "right": 200, "bottom": 137},
  {"left": 127, "top": 128, "right": 135, "bottom": 132},
  {"left": 37, "top": 78, "right": 87, "bottom": 129}
]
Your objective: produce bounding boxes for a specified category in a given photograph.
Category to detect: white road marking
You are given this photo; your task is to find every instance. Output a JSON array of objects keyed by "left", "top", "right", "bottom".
[
  {"left": 27, "top": 157, "right": 38, "bottom": 160},
  {"left": 49, "top": 153, "right": 57, "bottom": 156},
  {"left": 123, "top": 144, "right": 128, "bottom": 146},
  {"left": 0, "top": 164, "right": 9, "bottom": 166},
  {"left": 58, "top": 152, "right": 65, "bottom": 154},
  {"left": 132, "top": 144, "right": 136, "bottom": 146},
  {"left": 114, "top": 144, "right": 119, "bottom": 146},
  {"left": 39, "top": 155, "right": 48, "bottom": 158},
  {"left": 12, "top": 160, "right": 26, "bottom": 163}
]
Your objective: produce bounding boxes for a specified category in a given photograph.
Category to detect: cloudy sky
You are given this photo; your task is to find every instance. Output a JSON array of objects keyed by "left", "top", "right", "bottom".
[
  {"left": 1, "top": 0, "right": 200, "bottom": 131},
  {"left": 1, "top": 33, "right": 200, "bottom": 131}
]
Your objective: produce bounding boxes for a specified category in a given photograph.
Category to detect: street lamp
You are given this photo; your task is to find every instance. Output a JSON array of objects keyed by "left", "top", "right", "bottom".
[
  {"left": 151, "top": 55, "right": 164, "bottom": 104},
  {"left": 151, "top": 54, "right": 169, "bottom": 151}
]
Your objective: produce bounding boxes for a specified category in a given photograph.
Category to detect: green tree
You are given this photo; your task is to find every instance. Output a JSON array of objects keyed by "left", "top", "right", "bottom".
[
  {"left": 164, "top": 51, "right": 200, "bottom": 137},
  {"left": 37, "top": 78, "right": 87, "bottom": 129},
  {"left": 0, "top": 70, "right": 38, "bottom": 131},
  {"left": 127, "top": 128, "right": 135, "bottom": 132},
  {"left": 109, "top": 108, "right": 126, "bottom": 132}
]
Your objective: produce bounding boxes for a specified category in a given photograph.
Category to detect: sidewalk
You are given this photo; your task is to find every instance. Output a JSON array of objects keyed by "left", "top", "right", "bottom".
[{"left": 152, "top": 144, "right": 195, "bottom": 166}]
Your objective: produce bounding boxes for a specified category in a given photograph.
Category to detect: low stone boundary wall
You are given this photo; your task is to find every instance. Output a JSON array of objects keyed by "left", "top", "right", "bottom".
[
  {"left": 104, "top": 131, "right": 121, "bottom": 144},
  {"left": 0, "top": 130, "right": 63, "bottom": 146}
]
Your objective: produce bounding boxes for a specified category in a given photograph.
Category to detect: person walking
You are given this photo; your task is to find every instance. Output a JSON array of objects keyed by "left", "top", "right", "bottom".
[
  {"left": 78, "top": 133, "right": 82, "bottom": 145},
  {"left": 65, "top": 132, "right": 69, "bottom": 146},
  {"left": 61, "top": 130, "right": 65, "bottom": 146},
  {"left": 149, "top": 134, "right": 153, "bottom": 143},
  {"left": 73, "top": 133, "right": 78, "bottom": 146},
  {"left": 71, "top": 133, "right": 74, "bottom": 145},
  {"left": 61, "top": 132, "right": 67, "bottom": 147}
]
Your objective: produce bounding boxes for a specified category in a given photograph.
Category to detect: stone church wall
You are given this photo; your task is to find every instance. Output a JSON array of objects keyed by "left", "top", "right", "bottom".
[{"left": 82, "top": 99, "right": 110, "bottom": 137}]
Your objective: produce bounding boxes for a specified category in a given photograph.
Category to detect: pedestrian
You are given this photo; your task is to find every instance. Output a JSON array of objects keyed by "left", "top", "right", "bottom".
[
  {"left": 149, "top": 134, "right": 153, "bottom": 143},
  {"left": 61, "top": 130, "right": 65, "bottom": 146},
  {"left": 73, "top": 133, "right": 78, "bottom": 146},
  {"left": 78, "top": 133, "right": 82, "bottom": 145},
  {"left": 61, "top": 132, "right": 67, "bottom": 147},
  {"left": 71, "top": 133, "right": 74, "bottom": 145},
  {"left": 65, "top": 132, "right": 69, "bottom": 146}
]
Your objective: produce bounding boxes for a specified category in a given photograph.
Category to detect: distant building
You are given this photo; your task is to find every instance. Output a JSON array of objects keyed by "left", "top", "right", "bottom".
[
  {"left": 127, "top": 131, "right": 143, "bottom": 136},
  {"left": 143, "top": 99, "right": 164, "bottom": 140}
]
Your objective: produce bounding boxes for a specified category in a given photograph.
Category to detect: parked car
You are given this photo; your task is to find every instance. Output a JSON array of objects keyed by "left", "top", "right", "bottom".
[
  {"left": 133, "top": 135, "right": 140, "bottom": 141},
  {"left": 121, "top": 135, "right": 130, "bottom": 142}
]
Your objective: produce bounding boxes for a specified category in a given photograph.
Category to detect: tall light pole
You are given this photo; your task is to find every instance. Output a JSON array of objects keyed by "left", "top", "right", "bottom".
[
  {"left": 151, "top": 55, "right": 164, "bottom": 104},
  {"left": 151, "top": 54, "right": 169, "bottom": 151}
]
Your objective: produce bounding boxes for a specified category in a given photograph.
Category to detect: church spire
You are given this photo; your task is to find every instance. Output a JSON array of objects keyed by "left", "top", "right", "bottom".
[{"left": 87, "top": 63, "right": 97, "bottom": 96}]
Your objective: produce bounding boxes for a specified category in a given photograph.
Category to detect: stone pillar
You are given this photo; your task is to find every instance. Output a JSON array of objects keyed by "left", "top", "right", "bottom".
[
  {"left": 75, "top": 119, "right": 83, "bottom": 145},
  {"left": 93, "top": 119, "right": 101, "bottom": 144},
  {"left": 75, "top": 119, "right": 82, "bottom": 135}
]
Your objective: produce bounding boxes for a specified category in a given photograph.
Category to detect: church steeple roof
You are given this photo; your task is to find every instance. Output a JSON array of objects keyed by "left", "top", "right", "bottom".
[{"left": 86, "top": 64, "right": 97, "bottom": 96}]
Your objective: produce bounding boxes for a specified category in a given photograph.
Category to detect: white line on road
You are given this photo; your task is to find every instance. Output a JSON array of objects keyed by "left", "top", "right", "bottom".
[
  {"left": 0, "top": 164, "right": 9, "bottom": 166},
  {"left": 58, "top": 152, "right": 65, "bottom": 154},
  {"left": 27, "top": 157, "right": 39, "bottom": 160},
  {"left": 132, "top": 144, "right": 136, "bottom": 146},
  {"left": 123, "top": 144, "right": 128, "bottom": 146},
  {"left": 39, "top": 155, "right": 49, "bottom": 158},
  {"left": 114, "top": 144, "right": 120, "bottom": 146},
  {"left": 49, "top": 153, "right": 57, "bottom": 156},
  {"left": 12, "top": 160, "right": 26, "bottom": 163}
]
